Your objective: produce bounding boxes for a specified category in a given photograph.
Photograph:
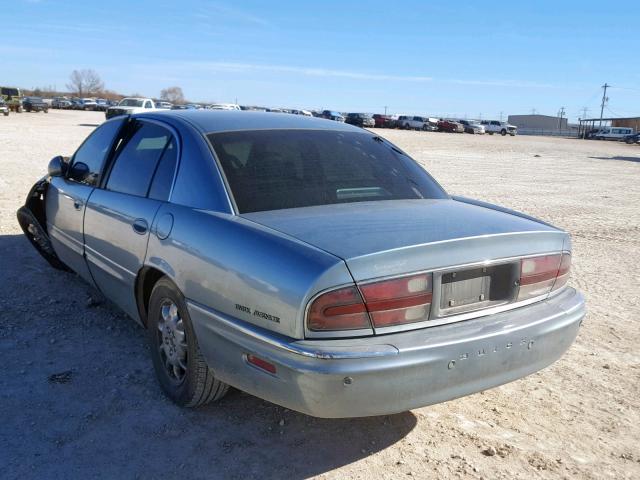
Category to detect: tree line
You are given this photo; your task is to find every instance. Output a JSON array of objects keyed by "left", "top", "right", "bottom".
[{"left": 27, "top": 69, "right": 187, "bottom": 104}]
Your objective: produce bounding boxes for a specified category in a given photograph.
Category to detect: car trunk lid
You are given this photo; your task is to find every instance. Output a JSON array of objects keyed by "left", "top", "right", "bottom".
[
  {"left": 242, "top": 199, "right": 566, "bottom": 280},
  {"left": 244, "top": 199, "right": 568, "bottom": 331}
]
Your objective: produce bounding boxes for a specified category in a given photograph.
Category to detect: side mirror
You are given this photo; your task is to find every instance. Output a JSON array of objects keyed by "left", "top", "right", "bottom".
[
  {"left": 68, "top": 162, "right": 90, "bottom": 182},
  {"left": 47, "top": 156, "right": 67, "bottom": 177}
]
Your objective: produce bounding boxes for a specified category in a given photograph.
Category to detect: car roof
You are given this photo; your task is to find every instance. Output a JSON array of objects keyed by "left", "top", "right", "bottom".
[{"left": 140, "top": 110, "right": 361, "bottom": 134}]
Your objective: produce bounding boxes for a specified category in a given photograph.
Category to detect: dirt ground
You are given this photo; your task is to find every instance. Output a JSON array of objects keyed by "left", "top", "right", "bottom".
[{"left": 1, "top": 110, "right": 639, "bottom": 480}]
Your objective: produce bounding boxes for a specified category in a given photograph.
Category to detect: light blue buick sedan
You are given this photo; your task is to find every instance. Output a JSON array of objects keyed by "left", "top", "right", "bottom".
[{"left": 17, "top": 111, "right": 585, "bottom": 417}]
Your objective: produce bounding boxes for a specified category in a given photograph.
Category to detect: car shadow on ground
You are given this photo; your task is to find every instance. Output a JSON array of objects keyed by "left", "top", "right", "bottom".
[
  {"left": 0, "top": 233, "right": 417, "bottom": 480},
  {"left": 77, "top": 123, "right": 100, "bottom": 127},
  {"left": 588, "top": 155, "right": 640, "bottom": 163}
]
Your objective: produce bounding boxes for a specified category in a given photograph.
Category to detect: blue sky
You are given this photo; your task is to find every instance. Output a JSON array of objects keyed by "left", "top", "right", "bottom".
[{"left": 4, "top": 0, "right": 640, "bottom": 121}]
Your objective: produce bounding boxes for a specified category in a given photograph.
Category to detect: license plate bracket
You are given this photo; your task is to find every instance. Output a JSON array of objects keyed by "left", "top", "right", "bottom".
[{"left": 439, "top": 263, "right": 517, "bottom": 316}]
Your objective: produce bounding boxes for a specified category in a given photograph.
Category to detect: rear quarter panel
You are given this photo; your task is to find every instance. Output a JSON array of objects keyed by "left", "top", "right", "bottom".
[{"left": 145, "top": 204, "right": 354, "bottom": 339}]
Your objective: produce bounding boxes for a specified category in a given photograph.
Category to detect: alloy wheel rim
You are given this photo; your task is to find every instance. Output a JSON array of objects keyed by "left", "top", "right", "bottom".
[{"left": 157, "top": 299, "right": 188, "bottom": 383}]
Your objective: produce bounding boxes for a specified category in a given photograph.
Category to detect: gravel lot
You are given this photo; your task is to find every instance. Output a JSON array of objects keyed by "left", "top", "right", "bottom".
[{"left": 1, "top": 110, "right": 639, "bottom": 479}]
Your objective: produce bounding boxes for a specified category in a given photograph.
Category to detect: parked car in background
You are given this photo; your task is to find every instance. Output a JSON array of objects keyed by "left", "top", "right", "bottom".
[
  {"left": 22, "top": 97, "right": 49, "bottom": 113},
  {"left": 424, "top": 117, "right": 439, "bottom": 132},
  {"left": 481, "top": 120, "right": 517, "bottom": 136},
  {"left": 156, "top": 101, "right": 173, "bottom": 110},
  {"left": 0, "top": 99, "right": 9, "bottom": 116},
  {"left": 372, "top": 114, "right": 393, "bottom": 128},
  {"left": 623, "top": 132, "right": 640, "bottom": 144},
  {"left": 397, "top": 115, "right": 426, "bottom": 130},
  {"left": 208, "top": 103, "right": 241, "bottom": 111},
  {"left": 321, "top": 110, "right": 345, "bottom": 122},
  {"left": 1, "top": 86, "right": 23, "bottom": 112},
  {"left": 17, "top": 110, "right": 585, "bottom": 418},
  {"left": 290, "top": 109, "right": 312, "bottom": 116},
  {"left": 106, "top": 97, "right": 157, "bottom": 119},
  {"left": 79, "top": 98, "right": 98, "bottom": 111},
  {"left": 593, "top": 127, "right": 634, "bottom": 140},
  {"left": 94, "top": 99, "right": 109, "bottom": 111},
  {"left": 438, "top": 119, "right": 464, "bottom": 133},
  {"left": 345, "top": 113, "right": 375, "bottom": 128},
  {"left": 52, "top": 97, "right": 72, "bottom": 109},
  {"left": 458, "top": 119, "right": 485, "bottom": 134}
]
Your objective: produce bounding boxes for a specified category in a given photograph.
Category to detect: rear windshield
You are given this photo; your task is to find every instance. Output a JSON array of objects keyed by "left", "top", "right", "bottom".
[{"left": 207, "top": 129, "right": 447, "bottom": 213}]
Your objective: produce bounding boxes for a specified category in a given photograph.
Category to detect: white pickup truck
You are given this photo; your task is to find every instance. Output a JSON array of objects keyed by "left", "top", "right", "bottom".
[
  {"left": 105, "top": 97, "right": 158, "bottom": 119},
  {"left": 481, "top": 120, "right": 517, "bottom": 136}
]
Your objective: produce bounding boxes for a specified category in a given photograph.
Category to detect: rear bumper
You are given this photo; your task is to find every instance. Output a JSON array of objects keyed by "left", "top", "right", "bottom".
[{"left": 189, "top": 287, "right": 585, "bottom": 418}]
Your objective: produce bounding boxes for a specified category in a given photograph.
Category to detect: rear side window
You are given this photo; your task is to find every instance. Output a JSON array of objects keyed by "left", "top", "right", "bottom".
[
  {"left": 148, "top": 138, "right": 178, "bottom": 201},
  {"left": 106, "top": 121, "right": 172, "bottom": 197},
  {"left": 70, "top": 117, "right": 125, "bottom": 185},
  {"left": 208, "top": 129, "right": 447, "bottom": 213}
]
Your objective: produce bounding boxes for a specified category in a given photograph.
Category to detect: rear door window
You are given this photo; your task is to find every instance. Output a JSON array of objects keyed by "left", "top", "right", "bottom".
[
  {"left": 208, "top": 129, "right": 447, "bottom": 213},
  {"left": 148, "top": 138, "right": 178, "bottom": 201},
  {"left": 106, "top": 121, "right": 172, "bottom": 197}
]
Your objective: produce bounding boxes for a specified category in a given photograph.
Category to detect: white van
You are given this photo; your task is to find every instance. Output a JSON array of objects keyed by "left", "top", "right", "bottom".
[{"left": 594, "top": 127, "right": 634, "bottom": 140}]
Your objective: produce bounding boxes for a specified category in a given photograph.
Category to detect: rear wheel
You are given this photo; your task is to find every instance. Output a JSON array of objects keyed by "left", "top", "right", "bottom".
[{"left": 147, "top": 277, "right": 229, "bottom": 407}]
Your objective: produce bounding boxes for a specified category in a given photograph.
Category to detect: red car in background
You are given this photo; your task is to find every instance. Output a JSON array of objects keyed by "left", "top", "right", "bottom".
[
  {"left": 438, "top": 119, "right": 464, "bottom": 133},
  {"left": 372, "top": 114, "right": 394, "bottom": 128}
]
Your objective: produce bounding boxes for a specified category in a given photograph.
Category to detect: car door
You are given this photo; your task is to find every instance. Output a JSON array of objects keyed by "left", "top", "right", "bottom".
[
  {"left": 83, "top": 119, "right": 178, "bottom": 322},
  {"left": 46, "top": 117, "right": 126, "bottom": 284}
]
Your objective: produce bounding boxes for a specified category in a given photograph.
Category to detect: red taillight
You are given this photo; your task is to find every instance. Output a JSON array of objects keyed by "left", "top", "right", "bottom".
[
  {"left": 518, "top": 253, "right": 571, "bottom": 300},
  {"left": 307, "top": 274, "right": 433, "bottom": 332},
  {"left": 360, "top": 273, "right": 432, "bottom": 328},
  {"left": 307, "top": 286, "right": 369, "bottom": 331},
  {"left": 552, "top": 253, "right": 571, "bottom": 291}
]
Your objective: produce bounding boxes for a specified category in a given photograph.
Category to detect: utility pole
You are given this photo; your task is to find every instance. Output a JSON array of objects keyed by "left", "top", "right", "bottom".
[
  {"left": 384, "top": 106, "right": 388, "bottom": 115},
  {"left": 557, "top": 106, "right": 565, "bottom": 130},
  {"left": 499, "top": 111, "right": 504, "bottom": 122},
  {"left": 599, "top": 83, "right": 610, "bottom": 127},
  {"left": 581, "top": 107, "right": 589, "bottom": 119},
  {"left": 531, "top": 108, "right": 537, "bottom": 115}
]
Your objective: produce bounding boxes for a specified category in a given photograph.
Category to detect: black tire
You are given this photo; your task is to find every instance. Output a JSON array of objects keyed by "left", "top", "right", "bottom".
[
  {"left": 147, "top": 277, "right": 229, "bottom": 407},
  {"left": 501, "top": 129, "right": 507, "bottom": 136},
  {"left": 16, "top": 205, "right": 70, "bottom": 271}
]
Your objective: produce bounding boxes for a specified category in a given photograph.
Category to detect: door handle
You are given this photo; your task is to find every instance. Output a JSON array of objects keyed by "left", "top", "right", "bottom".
[
  {"left": 132, "top": 219, "right": 148, "bottom": 235},
  {"left": 73, "top": 199, "right": 83, "bottom": 210}
]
